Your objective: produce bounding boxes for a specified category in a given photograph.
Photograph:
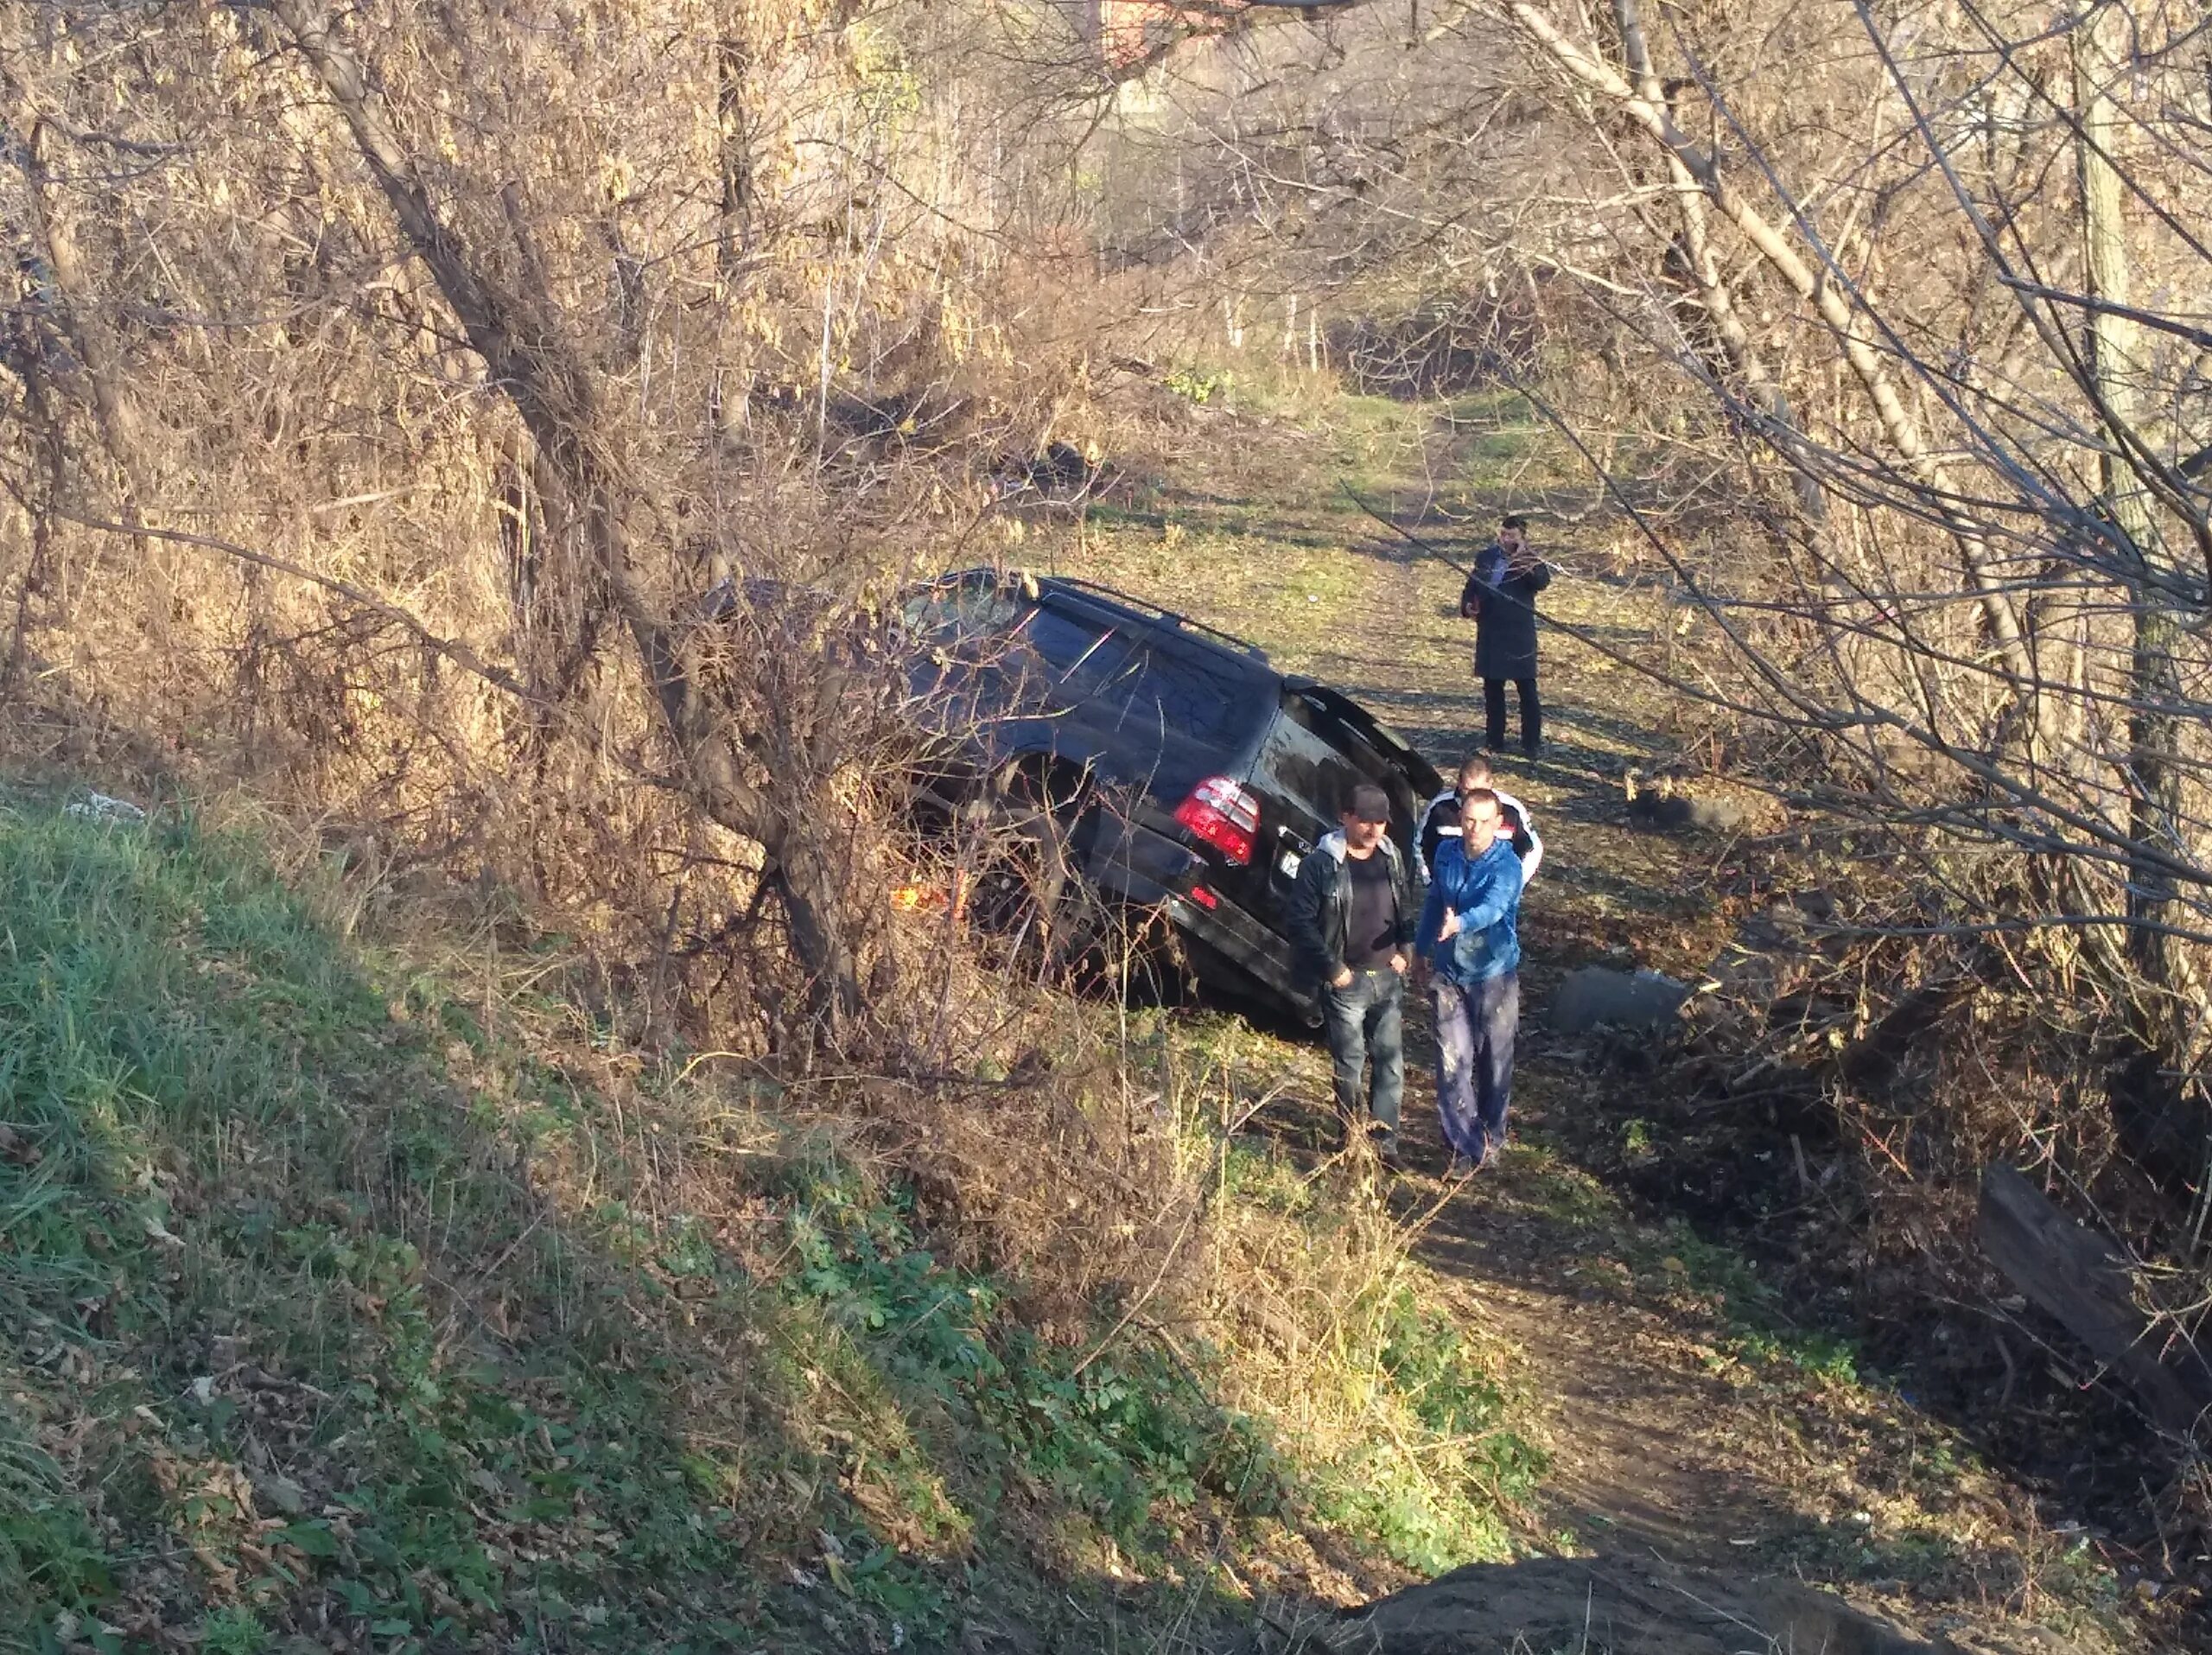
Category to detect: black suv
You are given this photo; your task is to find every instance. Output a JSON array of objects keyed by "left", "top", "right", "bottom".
[{"left": 897, "top": 568, "right": 1441, "bottom": 1019}]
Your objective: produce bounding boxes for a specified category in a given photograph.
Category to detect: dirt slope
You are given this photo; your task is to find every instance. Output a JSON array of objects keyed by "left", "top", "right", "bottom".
[{"left": 1250, "top": 1552, "right": 2018, "bottom": 1653}]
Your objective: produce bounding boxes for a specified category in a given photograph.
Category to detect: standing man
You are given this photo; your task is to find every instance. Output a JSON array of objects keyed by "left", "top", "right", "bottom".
[
  {"left": 1460, "top": 513, "right": 1551, "bottom": 757},
  {"left": 1416, "top": 752, "right": 1543, "bottom": 885},
  {"left": 1287, "top": 781, "right": 1412, "bottom": 1168},
  {"left": 1418, "top": 788, "right": 1526, "bottom": 1177}
]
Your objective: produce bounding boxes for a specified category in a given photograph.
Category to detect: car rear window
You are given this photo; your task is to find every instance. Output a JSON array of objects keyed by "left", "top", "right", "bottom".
[
  {"left": 1281, "top": 688, "right": 1421, "bottom": 838},
  {"left": 1129, "top": 641, "right": 1268, "bottom": 750},
  {"left": 1018, "top": 605, "right": 1140, "bottom": 683}
]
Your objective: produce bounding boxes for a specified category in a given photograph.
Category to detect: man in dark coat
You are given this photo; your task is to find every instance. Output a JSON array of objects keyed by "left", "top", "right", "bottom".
[
  {"left": 1459, "top": 513, "right": 1551, "bottom": 756},
  {"left": 1284, "top": 781, "right": 1413, "bottom": 1168}
]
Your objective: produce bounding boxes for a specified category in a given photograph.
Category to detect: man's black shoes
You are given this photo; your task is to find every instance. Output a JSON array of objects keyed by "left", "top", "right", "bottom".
[{"left": 1370, "top": 1127, "right": 1405, "bottom": 1173}]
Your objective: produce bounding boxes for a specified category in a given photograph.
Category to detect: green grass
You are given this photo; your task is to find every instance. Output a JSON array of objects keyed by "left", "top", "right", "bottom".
[
  {"left": 0, "top": 796, "right": 808, "bottom": 1649},
  {"left": 0, "top": 791, "right": 1546, "bottom": 1651},
  {"left": 1343, "top": 1289, "right": 1547, "bottom": 1571},
  {"left": 1505, "top": 1145, "right": 1621, "bottom": 1232},
  {"left": 1645, "top": 1221, "right": 1864, "bottom": 1385}
]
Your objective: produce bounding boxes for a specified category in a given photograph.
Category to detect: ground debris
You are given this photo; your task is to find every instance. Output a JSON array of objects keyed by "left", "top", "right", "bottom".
[{"left": 62, "top": 790, "right": 148, "bottom": 825}]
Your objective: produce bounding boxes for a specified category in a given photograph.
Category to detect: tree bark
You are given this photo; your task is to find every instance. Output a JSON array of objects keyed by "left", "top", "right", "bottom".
[
  {"left": 716, "top": 35, "right": 755, "bottom": 278},
  {"left": 19, "top": 112, "right": 163, "bottom": 638},
  {"left": 710, "top": 32, "right": 755, "bottom": 457},
  {"left": 1610, "top": 0, "right": 1827, "bottom": 534},
  {"left": 22, "top": 121, "right": 147, "bottom": 500},
  {"left": 1980, "top": 1164, "right": 2211, "bottom": 1441}
]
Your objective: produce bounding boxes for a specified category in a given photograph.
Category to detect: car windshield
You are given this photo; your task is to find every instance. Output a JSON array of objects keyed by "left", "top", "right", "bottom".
[{"left": 900, "top": 579, "right": 1023, "bottom": 643}]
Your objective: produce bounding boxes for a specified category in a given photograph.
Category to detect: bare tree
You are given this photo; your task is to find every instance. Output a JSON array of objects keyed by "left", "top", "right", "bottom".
[
  {"left": 0, "top": 0, "right": 1127, "bottom": 1041},
  {"left": 267, "top": 0, "right": 889, "bottom": 1027},
  {"left": 1411, "top": 0, "right": 2212, "bottom": 1114}
]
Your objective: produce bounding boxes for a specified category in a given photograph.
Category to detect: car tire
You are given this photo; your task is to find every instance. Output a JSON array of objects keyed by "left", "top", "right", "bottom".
[{"left": 969, "top": 797, "right": 1116, "bottom": 988}]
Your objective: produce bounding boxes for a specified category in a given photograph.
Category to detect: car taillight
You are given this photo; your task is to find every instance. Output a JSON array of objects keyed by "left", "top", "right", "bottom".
[{"left": 1175, "top": 775, "right": 1261, "bottom": 866}]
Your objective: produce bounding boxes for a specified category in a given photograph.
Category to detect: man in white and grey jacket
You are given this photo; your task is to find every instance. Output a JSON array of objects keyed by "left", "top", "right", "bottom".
[{"left": 1416, "top": 753, "right": 1541, "bottom": 886}]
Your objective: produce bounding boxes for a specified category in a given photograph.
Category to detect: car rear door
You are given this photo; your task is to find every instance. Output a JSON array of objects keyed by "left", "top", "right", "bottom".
[
  {"left": 1233, "top": 696, "right": 1361, "bottom": 927},
  {"left": 1244, "top": 687, "right": 1432, "bottom": 914}
]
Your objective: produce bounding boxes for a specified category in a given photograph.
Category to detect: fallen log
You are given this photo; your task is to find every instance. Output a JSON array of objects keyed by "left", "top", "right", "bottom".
[{"left": 1979, "top": 1163, "right": 2212, "bottom": 1441}]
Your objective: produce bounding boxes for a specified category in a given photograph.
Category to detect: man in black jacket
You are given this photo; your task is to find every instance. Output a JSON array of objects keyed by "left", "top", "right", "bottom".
[
  {"left": 1460, "top": 513, "right": 1552, "bottom": 756},
  {"left": 1286, "top": 781, "right": 1412, "bottom": 1167}
]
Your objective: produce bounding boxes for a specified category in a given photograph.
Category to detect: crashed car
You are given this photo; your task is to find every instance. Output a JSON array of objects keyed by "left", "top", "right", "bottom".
[{"left": 893, "top": 568, "right": 1441, "bottom": 1021}]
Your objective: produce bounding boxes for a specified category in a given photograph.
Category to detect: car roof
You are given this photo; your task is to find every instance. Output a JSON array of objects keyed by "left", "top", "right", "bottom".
[{"left": 1020, "top": 574, "right": 1275, "bottom": 672}]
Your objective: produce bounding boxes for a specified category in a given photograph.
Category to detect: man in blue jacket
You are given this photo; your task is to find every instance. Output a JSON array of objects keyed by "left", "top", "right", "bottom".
[{"left": 1417, "top": 788, "right": 1526, "bottom": 1177}]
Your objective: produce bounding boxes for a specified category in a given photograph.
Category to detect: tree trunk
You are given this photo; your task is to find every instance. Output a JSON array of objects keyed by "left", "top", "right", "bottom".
[
  {"left": 1610, "top": 0, "right": 1826, "bottom": 536},
  {"left": 766, "top": 834, "right": 862, "bottom": 1037},
  {"left": 716, "top": 35, "right": 755, "bottom": 277},
  {"left": 2074, "top": 8, "right": 2196, "bottom": 1166},
  {"left": 1980, "top": 1164, "right": 2212, "bottom": 1441},
  {"left": 20, "top": 115, "right": 161, "bottom": 631},
  {"left": 22, "top": 122, "right": 146, "bottom": 500}
]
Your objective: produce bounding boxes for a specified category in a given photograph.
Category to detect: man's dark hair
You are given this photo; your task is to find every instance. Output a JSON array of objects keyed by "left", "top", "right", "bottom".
[
  {"left": 1456, "top": 753, "right": 1493, "bottom": 791},
  {"left": 1345, "top": 781, "right": 1392, "bottom": 824},
  {"left": 1460, "top": 786, "right": 1500, "bottom": 816},
  {"left": 1500, "top": 513, "right": 1529, "bottom": 532}
]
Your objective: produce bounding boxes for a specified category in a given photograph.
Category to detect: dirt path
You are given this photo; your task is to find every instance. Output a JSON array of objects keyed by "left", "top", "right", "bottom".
[
  {"left": 1058, "top": 404, "right": 2128, "bottom": 1652},
  {"left": 1325, "top": 575, "right": 2098, "bottom": 1650},
  {"left": 1332, "top": 535, "right": 1804, "bottom": 1560}
]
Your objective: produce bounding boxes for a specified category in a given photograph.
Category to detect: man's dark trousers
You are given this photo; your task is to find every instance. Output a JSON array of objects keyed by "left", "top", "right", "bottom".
[
  {"left": 1484, "top": 677, "right": 1541, "bottom": 754},
  {"left": 1431, "top": 971, "right": 1518, "bottom": 1162},
  {"left": 1323, "top": 966, "right": 1403, "bottom": 1145}
]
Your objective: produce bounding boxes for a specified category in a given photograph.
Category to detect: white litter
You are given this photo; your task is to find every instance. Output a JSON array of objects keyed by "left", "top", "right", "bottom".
[{"left": 65, "top": 792, "right": 147, "bottom": 824}]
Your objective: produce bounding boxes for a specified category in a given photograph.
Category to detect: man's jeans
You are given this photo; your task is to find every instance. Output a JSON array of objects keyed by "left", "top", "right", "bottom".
[
  {"left": 1431, "top": 971, "right": 1519, "bottom": 1162},
  {"left": 1484, "top": 676, "right": 1541, "bottom": 753},
  {"left": 1321, "top": 966, "right": 1404, "bottom": 1145}
]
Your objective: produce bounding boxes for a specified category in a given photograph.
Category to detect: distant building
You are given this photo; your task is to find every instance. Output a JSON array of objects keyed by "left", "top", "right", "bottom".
[{"left": 1077, "top": 0, "right": 1351, "bottom": 77}]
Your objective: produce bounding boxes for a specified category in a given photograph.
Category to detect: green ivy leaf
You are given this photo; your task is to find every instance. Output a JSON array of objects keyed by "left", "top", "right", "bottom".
[{"left": 274, "top": 1519, "right": 340, "bottom": 1558}]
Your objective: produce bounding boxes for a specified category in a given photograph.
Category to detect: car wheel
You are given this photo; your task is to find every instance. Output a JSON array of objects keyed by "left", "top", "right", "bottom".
[{"left": 969, "top": 798, "right": 1116, "bottom": 989}]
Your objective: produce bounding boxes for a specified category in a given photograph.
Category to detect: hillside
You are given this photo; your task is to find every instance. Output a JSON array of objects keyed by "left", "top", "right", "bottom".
[
  {"left": 4, "top": 2, "right": 2210, "bottom": 1644},
  {"left": 0, "top": 787, "right": 1544, "bottom": 1652},
  {"left": 3, "top": 381, "right": 2177, "bottom": 1652}
]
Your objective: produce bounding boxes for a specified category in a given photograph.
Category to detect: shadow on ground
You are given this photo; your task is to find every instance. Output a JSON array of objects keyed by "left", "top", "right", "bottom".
[{"left": 1236, "top": 1551, "right": 1971, "bottom": 1653}]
